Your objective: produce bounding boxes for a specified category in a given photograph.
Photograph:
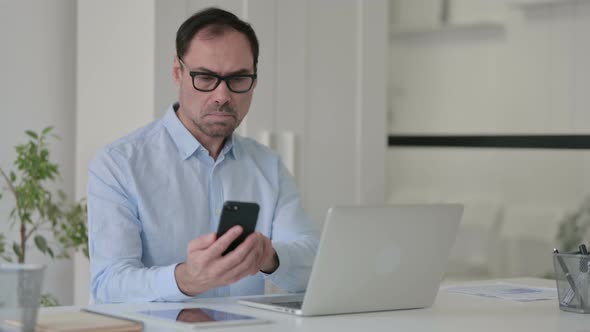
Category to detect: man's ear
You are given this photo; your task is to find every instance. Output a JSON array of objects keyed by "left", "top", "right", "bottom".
[{"left": 172, "top": 56, "right": 182, "bottom": 86}]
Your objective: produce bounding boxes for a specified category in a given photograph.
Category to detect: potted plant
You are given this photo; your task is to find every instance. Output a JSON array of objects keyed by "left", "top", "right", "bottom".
[{"left": 0, "top": 127, "right": 88, "bottom": 306}]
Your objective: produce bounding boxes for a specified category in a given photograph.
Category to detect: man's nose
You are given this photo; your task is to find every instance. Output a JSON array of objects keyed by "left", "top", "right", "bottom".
[{"left": 211, "top": 80, "right": 231, "bottom": 105}]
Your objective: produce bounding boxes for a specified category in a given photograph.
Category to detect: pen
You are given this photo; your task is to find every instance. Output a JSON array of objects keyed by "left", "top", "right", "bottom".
[
  {"left": 554, "top": 248, "right": 585, "bottom": 307},
  {"left": 580, "top": 244, "right": 589, "bottom": 273}
]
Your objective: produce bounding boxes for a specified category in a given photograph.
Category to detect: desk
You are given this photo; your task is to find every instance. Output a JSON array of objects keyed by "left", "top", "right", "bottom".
[{"left": 42, "top": 278, "right": 589, "bottom": 331}]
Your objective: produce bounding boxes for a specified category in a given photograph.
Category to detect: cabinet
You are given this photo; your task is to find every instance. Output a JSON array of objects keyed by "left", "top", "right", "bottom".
[
  {"left": 511, "top": 0, "right": 588, "bottom": 8},
  {"left": 390, "top": 0, "right": 505, "bottom": 38}
]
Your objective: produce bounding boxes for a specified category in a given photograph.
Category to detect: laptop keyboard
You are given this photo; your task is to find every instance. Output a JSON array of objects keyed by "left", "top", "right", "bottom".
[{"left": 274, "top": 301, "right": 303, "bottom": 309}]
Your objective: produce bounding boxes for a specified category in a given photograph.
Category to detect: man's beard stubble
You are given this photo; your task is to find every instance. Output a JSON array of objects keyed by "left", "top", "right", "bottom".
[{"left": 194, "top": 103, "right": 240, "bottom": 138}]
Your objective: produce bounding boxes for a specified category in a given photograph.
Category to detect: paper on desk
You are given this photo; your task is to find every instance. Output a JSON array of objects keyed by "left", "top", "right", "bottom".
[{"left": 443, "top": 283, "right": 558, "bottom": 302}]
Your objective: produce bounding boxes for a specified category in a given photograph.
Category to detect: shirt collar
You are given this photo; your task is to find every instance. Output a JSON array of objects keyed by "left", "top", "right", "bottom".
[
  {"left": 222, "top": 134, "right": 238, "bottom": 160},
  {"left": 162, "top": 103, "right": 238, "bottom": 160}
]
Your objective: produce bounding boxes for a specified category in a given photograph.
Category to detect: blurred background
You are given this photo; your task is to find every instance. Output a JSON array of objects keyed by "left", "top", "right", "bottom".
[{"left": 1, "top": 0, "right": 589, "bottom": 306}]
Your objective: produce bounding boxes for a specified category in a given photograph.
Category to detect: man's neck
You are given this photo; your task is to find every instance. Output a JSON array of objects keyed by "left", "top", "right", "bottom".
[
  {"left": 198, "top": 135, "right": 226, "bottom": 161},
  {"left": 175, "top": 108, "right": 227, "bottom": 160}
]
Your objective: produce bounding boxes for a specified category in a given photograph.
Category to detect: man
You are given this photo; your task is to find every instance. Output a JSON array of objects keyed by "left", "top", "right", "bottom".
[{"left": 88, "top": 8, "right": 319, "bottom": 303}]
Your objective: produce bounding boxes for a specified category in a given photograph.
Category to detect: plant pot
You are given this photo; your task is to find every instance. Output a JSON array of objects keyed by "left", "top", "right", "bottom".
[{"left": 0, "top": 263, "right": 45, "bottom": 332}]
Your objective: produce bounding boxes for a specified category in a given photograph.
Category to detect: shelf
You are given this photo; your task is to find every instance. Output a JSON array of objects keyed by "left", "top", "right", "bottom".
[
  {"left": 390, "top": 22, "right": 505, "bottom": 41},
  {"left": 511, "top": 0, "right": 589, "bottom": 9},
  {"left": 388, "top": 134, "right": 590, "bottom": 149}
]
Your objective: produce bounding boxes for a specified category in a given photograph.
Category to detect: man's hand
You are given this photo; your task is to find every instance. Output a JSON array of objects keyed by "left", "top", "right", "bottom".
[
  {"left": 257, "top": 232, "right": 279, "bottom": 273},
  {"left": 175, "top": 226, "right": 279, "bottom": 296}
]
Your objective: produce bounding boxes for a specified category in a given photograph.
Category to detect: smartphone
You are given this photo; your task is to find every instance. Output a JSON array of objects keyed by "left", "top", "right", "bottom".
[{"left": 216, "top": 201, "right": 259, "bottom": 255}]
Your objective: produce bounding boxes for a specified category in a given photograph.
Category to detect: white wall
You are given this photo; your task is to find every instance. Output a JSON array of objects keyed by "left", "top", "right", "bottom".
[
  {"left": 75, "top": 0, "right": 160, "bottom": 306},
  {"left": 388, "top": 0, "right": 590, "bottom": 277},
  {"left": 0, "top": 0, "right": 76, "bottom": 305}
]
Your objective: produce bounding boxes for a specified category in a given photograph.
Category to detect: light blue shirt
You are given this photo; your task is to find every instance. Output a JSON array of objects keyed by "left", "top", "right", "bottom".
[{"left": 88, "top": 104, "right": 320, "bottom": 304}]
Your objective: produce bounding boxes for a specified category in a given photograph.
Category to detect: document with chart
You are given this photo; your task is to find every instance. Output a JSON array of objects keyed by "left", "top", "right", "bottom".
[{"left": 443, "top": 283, "right": 558, "bottom": 302}]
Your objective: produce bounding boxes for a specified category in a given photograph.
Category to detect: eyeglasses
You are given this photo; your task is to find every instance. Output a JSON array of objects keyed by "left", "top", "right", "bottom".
[{"left": 178, "top": 58, "right": 257, "bottom": 93}]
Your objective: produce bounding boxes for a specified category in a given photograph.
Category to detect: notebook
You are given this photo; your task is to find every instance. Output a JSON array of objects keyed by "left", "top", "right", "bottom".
[
  {"left": 239, "top": 204, "right": 463, "bottom": 316},
  {"left": 5, "top": 309, "right": 143, "bottom": 332}
]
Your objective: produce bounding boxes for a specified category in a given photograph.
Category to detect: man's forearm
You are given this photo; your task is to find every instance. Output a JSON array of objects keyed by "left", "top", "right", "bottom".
[{"left": 92, "top": 263, "right": 192, "bottom": 303}]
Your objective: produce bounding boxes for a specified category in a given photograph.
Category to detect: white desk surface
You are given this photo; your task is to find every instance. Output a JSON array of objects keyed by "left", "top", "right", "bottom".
[{"left": 42, "top": 278, "right": 590, "bottom": 331}]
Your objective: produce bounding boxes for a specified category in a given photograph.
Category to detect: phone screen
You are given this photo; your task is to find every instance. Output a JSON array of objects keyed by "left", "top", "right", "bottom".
[{"left": 216, "top": 201, "right": 260, "bottom": 255}]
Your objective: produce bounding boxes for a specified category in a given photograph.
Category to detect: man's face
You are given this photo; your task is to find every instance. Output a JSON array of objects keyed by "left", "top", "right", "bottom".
[{"left": 173, "top": 28, "right": 256, "bottom": 139}]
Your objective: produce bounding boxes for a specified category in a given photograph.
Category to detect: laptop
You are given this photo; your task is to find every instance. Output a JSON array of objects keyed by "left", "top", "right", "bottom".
[{"left": 238, "top": 204, "right": 463, "bottom": 316}]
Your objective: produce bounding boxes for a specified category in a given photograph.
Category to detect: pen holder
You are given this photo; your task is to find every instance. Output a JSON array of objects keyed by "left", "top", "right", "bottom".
[
  {"left": 0, "top": 264, "right": 45, "bottom": 331},
  {"left": 553, "top": 253, "right": 590, "bottom": 313}
]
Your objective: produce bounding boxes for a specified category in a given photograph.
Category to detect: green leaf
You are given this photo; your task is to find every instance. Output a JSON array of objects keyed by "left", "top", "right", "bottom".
[
  {"left": 12, "top": 242, "right": 22, "bottom": 261},
  {"left": 2, "top": 255, "right": 13, "bottom": 262},
  {"left": 83, "top": 246, "right": 89, "bottom": 259},
  {"left": 25, "top": 130, "right": 38, "bottom": 140},
  {"left": 9, "top": 171, "right": 16, "bottom": 182},
  {"left": 46, "top": 247, "right": 54, "bottom": 258},
  {"left": 34, "top": 235, "right": 48, "bottom": 254},
  {"left": 39, "top": 293, "right": 59, "bottom": 307},
  {"left": 0, "top": 234, "right": 5, "bottom": 255},
  {"left": 42, "top": 126, "right": 53, "bottom": 135}
]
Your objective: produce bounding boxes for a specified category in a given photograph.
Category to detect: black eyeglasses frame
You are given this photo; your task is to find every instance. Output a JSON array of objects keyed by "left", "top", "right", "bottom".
[{"left": 178, "top": 58, "right": 257, "bottom": 94}]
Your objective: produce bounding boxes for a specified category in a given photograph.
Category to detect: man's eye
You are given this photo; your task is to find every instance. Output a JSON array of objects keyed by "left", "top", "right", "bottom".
[
  {"left": 229, "top": 77, "right": 247, "bottom": 83},
  {"left": 198, "top": 76, "right": 216, "bottom": 82}
]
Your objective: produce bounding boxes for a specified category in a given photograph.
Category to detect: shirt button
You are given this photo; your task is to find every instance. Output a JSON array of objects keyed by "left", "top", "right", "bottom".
[{"left": 215, "top": 209, "right": 221, "bottom": 216}]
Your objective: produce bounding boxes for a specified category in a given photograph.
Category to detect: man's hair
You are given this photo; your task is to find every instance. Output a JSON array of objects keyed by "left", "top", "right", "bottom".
[{"left": 176, "top": 7, "right": 259, "bottom": 71}]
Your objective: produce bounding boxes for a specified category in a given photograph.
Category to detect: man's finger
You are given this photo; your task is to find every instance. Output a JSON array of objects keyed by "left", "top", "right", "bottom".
[
  {"left": 257, "top": 240, "right": 268, "bottom": 267},
  {"left": 217, "top": 232, "right": 257, "bottom": 268},
  {"left": 249, "top": 233, "right": 265, "bottom": 267},
  {"left": 208, "top": 225, "right": 243, "bottom": 257},
  {"left": 187, "top": 232, "right": 217, "bottom": 252},
  {"left": 224, "top": 247, "right": 260, "bottom": 283}
]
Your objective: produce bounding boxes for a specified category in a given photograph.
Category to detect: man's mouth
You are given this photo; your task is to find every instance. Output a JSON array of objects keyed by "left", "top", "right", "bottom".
[{"left": 205, "top": 112, "right": 236, "bottom": 120}]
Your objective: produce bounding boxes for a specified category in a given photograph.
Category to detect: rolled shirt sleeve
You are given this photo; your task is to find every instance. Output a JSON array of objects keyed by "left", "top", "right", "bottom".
[
  {"left": 263, "top": 161, "right": 320, "bottom": 292},
  {"left": 88, "top": 149, "right": 192, "bottom": 303}
]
